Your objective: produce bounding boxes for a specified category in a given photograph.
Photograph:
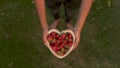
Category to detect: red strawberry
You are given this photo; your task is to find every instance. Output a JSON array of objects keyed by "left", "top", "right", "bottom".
[
  {"left": 56, "top": 40, "right": 60, "bottom": 44},
  {"left": 51, "top": 32, "right": 56, "bottom": 36},
  {"left": 52, "top": 46, "right": 57, "bottom": 51},
  {"left": 54, "top": 41, "right": 59, "bottom": 46},
  {"left": 47, "top": 36, "right": 52, "bottom": 42},
  {"left": 63, "top": 40, "right": 67, "bottom": 44},
  {"left": 61, "top": 34, "right": 66, "bottom": 39},
  {"left": 55, "top": 34, "right": 60, "bottom": 39},
  {"left": 68, "top": 38, "right": 73, "bottom": 43},
  {"left": 68, "top": 33, "right": 72, "bottom": 38},
  {"left": 56, "top": 47, "right": 60, "bottom": 51},
  {"left": 68, "top": 43, "right": 73, "bottom": 47}
]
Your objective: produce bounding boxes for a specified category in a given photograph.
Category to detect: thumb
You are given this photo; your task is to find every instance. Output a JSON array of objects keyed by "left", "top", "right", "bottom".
[
  {"left": 73, "top": 38, "right": 79, "bottom": 50},
  {"left": 75, "top": 42, "right": 78, "bottom": 48},
  {"left": 44, "top": 39, "right": 48, "bottom": 46},
  {"left": 43, "top": 36, "right": 48, "bottom": 46},
  {"left": 44, "top": 40, "right": 48, "bottom": 47},
  {"left": 73, "top": 41, "right": 78, "bottom": 50}
]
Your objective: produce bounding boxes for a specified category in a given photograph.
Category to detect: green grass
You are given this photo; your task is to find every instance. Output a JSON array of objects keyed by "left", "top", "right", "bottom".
[{"left": 0, "top": 0, "right": 120, "bottom": 68}]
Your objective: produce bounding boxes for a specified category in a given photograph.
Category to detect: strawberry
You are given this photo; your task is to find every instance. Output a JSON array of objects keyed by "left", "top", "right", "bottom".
[
  {"left": 61, "top": 34, "right": 66, "bottom": 39},
  {"left": 51, "top": 32, "right": 56, "bottom": 35},
  {"left": 47, "top": 35, "right": 53, "bottom": 41},
  {"left": 68, "top": 33, "right": 72, "bottom": 38},
  {"left": 68, "top": 43, "right": 73, "bottom": 47}
]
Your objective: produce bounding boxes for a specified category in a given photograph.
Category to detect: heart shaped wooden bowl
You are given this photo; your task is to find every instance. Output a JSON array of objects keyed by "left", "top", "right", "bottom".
[{"left": 46, "top": 29, "right": 75, "bottom": 59}]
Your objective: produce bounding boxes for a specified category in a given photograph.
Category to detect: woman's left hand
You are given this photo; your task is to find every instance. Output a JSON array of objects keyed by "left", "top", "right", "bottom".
[{"left": 73, "top": 29, "right": 81, "bottom": 50}]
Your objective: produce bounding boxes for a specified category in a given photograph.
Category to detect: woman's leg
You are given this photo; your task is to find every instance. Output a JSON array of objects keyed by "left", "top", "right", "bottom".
[
  {"left": 63, "top": 0, "right": 82, "bottom": 29},
  {"left": 45, "top": 0, "right": 62, "bottom": 29}
]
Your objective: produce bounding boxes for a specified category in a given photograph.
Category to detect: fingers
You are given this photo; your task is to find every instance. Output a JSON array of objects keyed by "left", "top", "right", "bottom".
[
  {"left": 43, "top": 39, "right": 48, "bottom": 46},
  {"left": 74, "top": 41, "right": 79, "bottom": 50},
  {"left": 73, "top": 40, "right": 78, "bottom": 50},
  {"left": 73, "top": 42, "right": 79, "bottom": 50},
  {"left": 43, "top": 35, "right": 48, "bottom": 46},
  {"left": 73, "top": 35, "right": 80, "bottom": 50},
  {"left": 43, "top": 29, "right": 48, "bottom": 46}
]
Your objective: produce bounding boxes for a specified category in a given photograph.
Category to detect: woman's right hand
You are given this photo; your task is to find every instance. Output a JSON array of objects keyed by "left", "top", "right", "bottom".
[{"left": 43, "top": 28, "right": 49, "bottom": 46}]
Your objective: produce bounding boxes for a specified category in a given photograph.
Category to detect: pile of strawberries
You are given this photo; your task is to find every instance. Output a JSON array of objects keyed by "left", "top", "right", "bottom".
[{"left": 47, "top": 31, "right": 74, "bottom": 56}]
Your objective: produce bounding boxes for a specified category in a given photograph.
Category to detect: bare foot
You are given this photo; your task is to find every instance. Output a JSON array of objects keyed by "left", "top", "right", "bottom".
[
  {"left": 66, "top": 22, "right": 74, "bottom": 30},
  {"left": 50, "top": 19, "right": 60, "bottom": 29}
]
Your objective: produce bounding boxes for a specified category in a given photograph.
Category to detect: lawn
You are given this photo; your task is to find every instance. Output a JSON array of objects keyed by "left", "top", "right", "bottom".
[{"left": 0, "top": 0, "right": 120, "bottom": 68}]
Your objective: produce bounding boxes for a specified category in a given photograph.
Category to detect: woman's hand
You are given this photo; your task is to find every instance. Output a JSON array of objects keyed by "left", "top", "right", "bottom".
[
  {"left": 43, "top": 28, "right": 48, "bottom": 46},
  {"left": 73, "top": 29, "right": 81, "bottom": 50}
]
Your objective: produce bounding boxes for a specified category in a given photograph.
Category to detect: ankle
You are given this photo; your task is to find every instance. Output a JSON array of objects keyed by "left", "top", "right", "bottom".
[
  {"left": 55, "top": 18, "right": 60, "bottom": 22},
  {"left": 66, "top": 22, "right": 74, "bottom": 30},
  {"left": 50, "top": 18, "right": 61, "bottom": 29}
]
